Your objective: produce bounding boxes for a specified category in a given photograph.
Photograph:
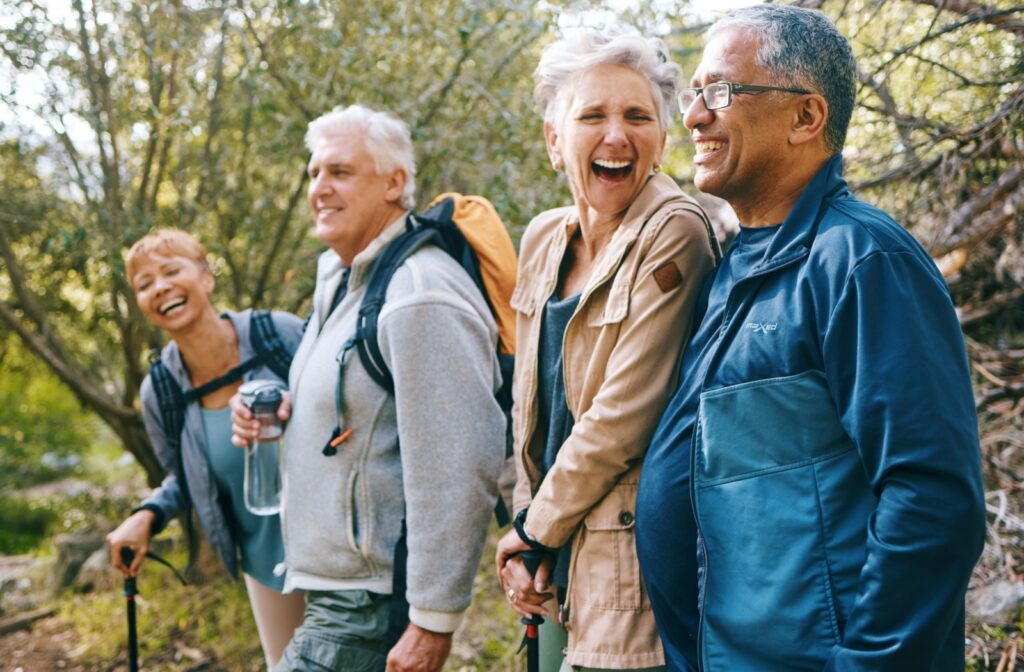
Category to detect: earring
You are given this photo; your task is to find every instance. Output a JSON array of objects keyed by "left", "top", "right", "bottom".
[{"left": 653, "top": 164, "right": 662, "bottom": 173}]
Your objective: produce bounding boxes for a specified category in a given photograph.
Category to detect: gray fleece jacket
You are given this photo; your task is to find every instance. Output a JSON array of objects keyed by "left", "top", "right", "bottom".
[{"left": 281, "top": 215, "right": 506, "bottom": 633}]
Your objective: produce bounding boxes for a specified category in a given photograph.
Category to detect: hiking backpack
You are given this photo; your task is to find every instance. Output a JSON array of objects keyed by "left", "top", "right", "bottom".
[
  {"left": 322, "top": 192, "right": 518, "bottom": 464},
  {"left": 358, "top": 193, "right": 515, "bottom": 403}
]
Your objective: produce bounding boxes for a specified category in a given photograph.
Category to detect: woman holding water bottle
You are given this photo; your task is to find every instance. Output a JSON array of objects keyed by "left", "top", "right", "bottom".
[{"left": 105, "top": 229, "right": 306, "bottom": 669}]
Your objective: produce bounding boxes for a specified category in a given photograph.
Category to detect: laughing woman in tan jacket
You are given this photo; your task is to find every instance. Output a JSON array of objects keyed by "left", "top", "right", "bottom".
[{"left": 495, "top": 29, "right": 718, "bottom": 672}]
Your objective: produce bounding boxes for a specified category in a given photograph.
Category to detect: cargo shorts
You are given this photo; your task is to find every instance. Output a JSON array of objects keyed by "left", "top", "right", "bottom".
[{"left": 273, "top": 589, "right": 390, "bottom": 672}]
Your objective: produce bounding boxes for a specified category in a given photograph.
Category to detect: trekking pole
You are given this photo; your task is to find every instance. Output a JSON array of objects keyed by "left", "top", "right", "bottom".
[
  {"left": 118, "top": 547, "right": 187, "bottom": 672},
  {"left": 518, "top": 550, "right": 546, "bottom": 672},
  {"left": 120, "top": 547, "right": 139, "bottom": 672}
]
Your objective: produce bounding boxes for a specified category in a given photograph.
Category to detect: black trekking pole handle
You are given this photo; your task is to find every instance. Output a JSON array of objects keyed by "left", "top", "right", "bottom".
[
  {"left": 518, "top": 549, "right": 547, "bottom": 672},
  {"left": 120, "top": 547, "right": 140, "bottom": 672}
]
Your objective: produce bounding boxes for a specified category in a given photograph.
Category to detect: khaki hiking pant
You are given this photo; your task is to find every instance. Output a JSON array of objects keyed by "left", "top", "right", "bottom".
[{"left": 272, "top": 589, "right": 390, "bottom": 672}]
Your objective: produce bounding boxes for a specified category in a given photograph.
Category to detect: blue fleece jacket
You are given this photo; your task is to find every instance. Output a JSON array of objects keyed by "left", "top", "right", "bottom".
[{"left": 636, "top": 156, "right": 986, "bottom": 671}]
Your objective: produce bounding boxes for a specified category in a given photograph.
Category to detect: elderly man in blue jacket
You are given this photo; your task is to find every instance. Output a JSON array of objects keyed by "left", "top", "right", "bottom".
[{"left": 635, "top": 5, "right": 986, "bottom": 671}]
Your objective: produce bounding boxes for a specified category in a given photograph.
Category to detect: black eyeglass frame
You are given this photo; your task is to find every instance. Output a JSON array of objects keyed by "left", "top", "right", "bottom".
[{"left": 677, "top": 82, "right": 813, "bottom": 113}]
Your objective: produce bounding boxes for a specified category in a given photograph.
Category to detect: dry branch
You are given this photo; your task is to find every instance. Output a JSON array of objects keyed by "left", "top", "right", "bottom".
[{"left": 911, "top": 0, "right": 1024, "bottom": 35}]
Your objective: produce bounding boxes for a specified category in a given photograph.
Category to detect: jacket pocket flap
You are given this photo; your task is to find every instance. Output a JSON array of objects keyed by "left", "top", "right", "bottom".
[
  {"left": 587, "top": 286, "right": 629, "bottom": 326},
  {"left": 583, "top": 484, "right": 637, "bottom": 531},
  {"left": 584, "top": 505, "right": 636, "bottom": 531}
]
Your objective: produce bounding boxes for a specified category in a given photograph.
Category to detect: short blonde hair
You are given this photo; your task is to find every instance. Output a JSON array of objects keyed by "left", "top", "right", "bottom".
[
  {"left": 125, "top": 229, "right": 209, "bottom": 281},
  {"left": 534, "top": 28, "right": 681, "bottom": 132}
]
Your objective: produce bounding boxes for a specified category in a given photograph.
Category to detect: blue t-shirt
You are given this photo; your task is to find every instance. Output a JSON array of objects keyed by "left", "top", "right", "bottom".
[
  {"left": 536, "top": 291, "right": 581, "bottom": 589},
  {"left": 635, "top": 224, "right": 779, "bottom": 669},
  {"left": 201, "top": 407, "right": 286, "bottom": 591}
]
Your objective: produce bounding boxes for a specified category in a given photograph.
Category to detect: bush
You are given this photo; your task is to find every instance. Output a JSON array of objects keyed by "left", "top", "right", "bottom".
[
  {"left": 0, "top": 337, "right": 100, "bottom": 491},
  {"left": 0, "top": 496, "right": 59, "bottom": 554}
]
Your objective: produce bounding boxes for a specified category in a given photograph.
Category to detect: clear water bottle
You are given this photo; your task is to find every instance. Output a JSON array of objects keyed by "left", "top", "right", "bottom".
[{"left": 239, "top": 380, "right": 284, "bottom": 516}]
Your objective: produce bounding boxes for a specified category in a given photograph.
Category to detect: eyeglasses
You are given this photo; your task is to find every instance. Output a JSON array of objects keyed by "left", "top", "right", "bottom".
[{"left": 678, "top": 82, "right": 812, "bottom": 113}]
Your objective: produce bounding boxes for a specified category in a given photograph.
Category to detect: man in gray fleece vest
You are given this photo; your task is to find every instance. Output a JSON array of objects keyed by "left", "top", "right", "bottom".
[{"left": 232, "top": 104, "right": 506, "bottom": 672}]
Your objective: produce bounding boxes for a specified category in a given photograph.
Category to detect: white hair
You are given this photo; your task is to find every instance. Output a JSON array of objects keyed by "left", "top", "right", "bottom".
[
  {"left": 533, "top": 28, "right": 681, "bottom": 132},
  {"left": 305, "top": 104, "right": 417, "bottom": 209}
]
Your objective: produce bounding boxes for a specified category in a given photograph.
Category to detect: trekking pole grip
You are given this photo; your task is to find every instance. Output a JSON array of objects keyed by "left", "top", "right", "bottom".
[
  {"left": 120, "top": 548, "right": 138, "bottom": 595},
  {"left": 120, "top": 547, "right": 140, "bottom": 672},
  {"left": 519, "top": 550, "right": 546, "bottom": 628}
]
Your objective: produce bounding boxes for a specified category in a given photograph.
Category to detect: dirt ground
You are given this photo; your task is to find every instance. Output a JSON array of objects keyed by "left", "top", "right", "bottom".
[
  {"left": 1, "top": 614, "right": 236, "bottom": 672},
  {"left": 3, "top": 616, "right": 91, "bottom": 672}
]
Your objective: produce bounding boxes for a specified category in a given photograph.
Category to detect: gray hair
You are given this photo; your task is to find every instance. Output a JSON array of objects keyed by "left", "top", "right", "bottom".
[
  {"left": 534, "top": 28, "right": 681, "bottom": 132},
  {"left": 305, "top": 104, "right": 417, "bottom": 209},
  {"left": 708, "top": 5, "right": 857, "bottom": 156}
]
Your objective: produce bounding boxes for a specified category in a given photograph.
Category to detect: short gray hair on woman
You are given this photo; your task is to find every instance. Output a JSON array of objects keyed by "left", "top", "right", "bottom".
[
  {"left": 305, "top": 104, "right": 417, "bottom": 210},
  {"left": 534, "top": 28, "right": 681, "bottom": 132},
  {"left": 708, "top": 5, "right": 857, "bottom": 156}
]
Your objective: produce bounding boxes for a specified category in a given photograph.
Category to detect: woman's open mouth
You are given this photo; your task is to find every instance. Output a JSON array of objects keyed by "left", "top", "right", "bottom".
[
  {"left": 592, "top": 159, "right": 634, "bottom": 182},
  {"left": 159, "top": 298, "right": 187, "bottom": 315}
]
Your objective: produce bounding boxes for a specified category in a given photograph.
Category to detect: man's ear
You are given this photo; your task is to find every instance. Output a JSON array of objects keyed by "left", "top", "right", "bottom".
[
  {"left": 544, "top": 121, "right": 563, "bottom": 171},
  {"left": 790, "top": 94, "right": 828, "bottom": 147},
  {"left": 384, "top": 167, "right": 408, "bottom": 204}
]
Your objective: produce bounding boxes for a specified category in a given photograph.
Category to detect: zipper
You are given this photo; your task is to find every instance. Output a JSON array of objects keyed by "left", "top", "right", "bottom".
[
  {"left": 688, "top": 244, "right": 809, "bottom": 671},
  {"left": 689, "top": 332, "right": 722, "bottom": 672}
]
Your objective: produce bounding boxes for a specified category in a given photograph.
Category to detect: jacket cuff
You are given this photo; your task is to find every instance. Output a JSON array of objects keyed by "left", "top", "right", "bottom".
[
  {"left": 131, "top": 503, "right": 167, "bottom": 535},
  {"left": 522, "top": 498, "right": 574, "bottom": 549},
  {"left": 408, "top": 606, "right": 464, "bottom": 634},
  {"left": 515, "top": 508, "right": 557, "bottom": 554}
]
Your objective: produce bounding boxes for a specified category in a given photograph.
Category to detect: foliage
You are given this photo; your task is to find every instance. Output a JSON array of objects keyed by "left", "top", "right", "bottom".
[
  {"left": 0, "top": 496, "right": 59, "bottom": 554},
  {"left": 0, "top": 0, "right": 577, "bottom": 481},
  {"left": 0, "top": 335, "right": 97, "bottom": 490}
]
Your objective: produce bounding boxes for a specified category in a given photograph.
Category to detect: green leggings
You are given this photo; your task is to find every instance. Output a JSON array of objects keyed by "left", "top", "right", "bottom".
[{"left": 538, "top": 616, "right": 665, "bottom": 672}]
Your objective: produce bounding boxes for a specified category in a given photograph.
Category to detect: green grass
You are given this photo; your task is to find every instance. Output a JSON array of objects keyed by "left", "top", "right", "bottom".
[
  {"left": 53, "top": 524, "right": 528, "bottom": 671},
  {"left": 60, "top": 544, "right": 265, "bottom": 671}
]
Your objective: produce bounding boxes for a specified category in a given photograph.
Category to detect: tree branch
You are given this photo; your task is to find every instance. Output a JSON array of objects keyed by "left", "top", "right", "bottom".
[
  {"left": 960, "top": 287, "right": 1024, "bottom": 326},
  {"left": 133, "top": 5, "right": 166, "bottom": 217},
  {"left": 253, "top": 171, "right": 307, "bottom": 306},
  {"left": 911, "top": 0, "right": 1024, "bottom": 36},
  {"left": 0, "top": 223, "right": 70, "bottom": 361},
  {"left": 977, "top": 381, "right": 1024, "bottom": 412},
  {"left": 0, "top": 301, "right": 136, "bottom": 422},
  {"left": 238, "top": 7, "right": 315, "bottom": 121},
  {"left": 858, "top": 66, "right": 920, "bottom": 166},
  {"left": 930, "top": 167, "right": 1023, "bottom": 255}
]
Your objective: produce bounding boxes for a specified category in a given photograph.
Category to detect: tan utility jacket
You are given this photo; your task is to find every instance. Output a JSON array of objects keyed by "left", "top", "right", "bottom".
[{"left": 511, "top": 173, "right": 718, "bottom": 669}]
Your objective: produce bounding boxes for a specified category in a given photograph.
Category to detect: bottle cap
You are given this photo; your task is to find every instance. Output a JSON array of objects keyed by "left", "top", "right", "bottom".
[{"left": 239, "top": 380, "right": 284, "bottom": 414}]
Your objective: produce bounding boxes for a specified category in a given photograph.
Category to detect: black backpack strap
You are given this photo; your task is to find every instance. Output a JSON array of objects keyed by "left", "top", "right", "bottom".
[
  {"left": 250, "top": 310, "right": 293, "bottom": 381},
  {"left": 147, "top": 349, "right": 199, "bottom": 574},
  {"left": 179, "top": 357, "right": 266, "bottom": 404},
  {"left": 148, "top": 349, "right": 187, "bottom": 457},
  {"left": 354, "top": 225, "right": 440, "bottom": 393}
]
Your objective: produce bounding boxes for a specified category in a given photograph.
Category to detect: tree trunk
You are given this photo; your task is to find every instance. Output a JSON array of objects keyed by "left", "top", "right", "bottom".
[{"left": 108, "top": 414, "right": 166, "bottom": 488}]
